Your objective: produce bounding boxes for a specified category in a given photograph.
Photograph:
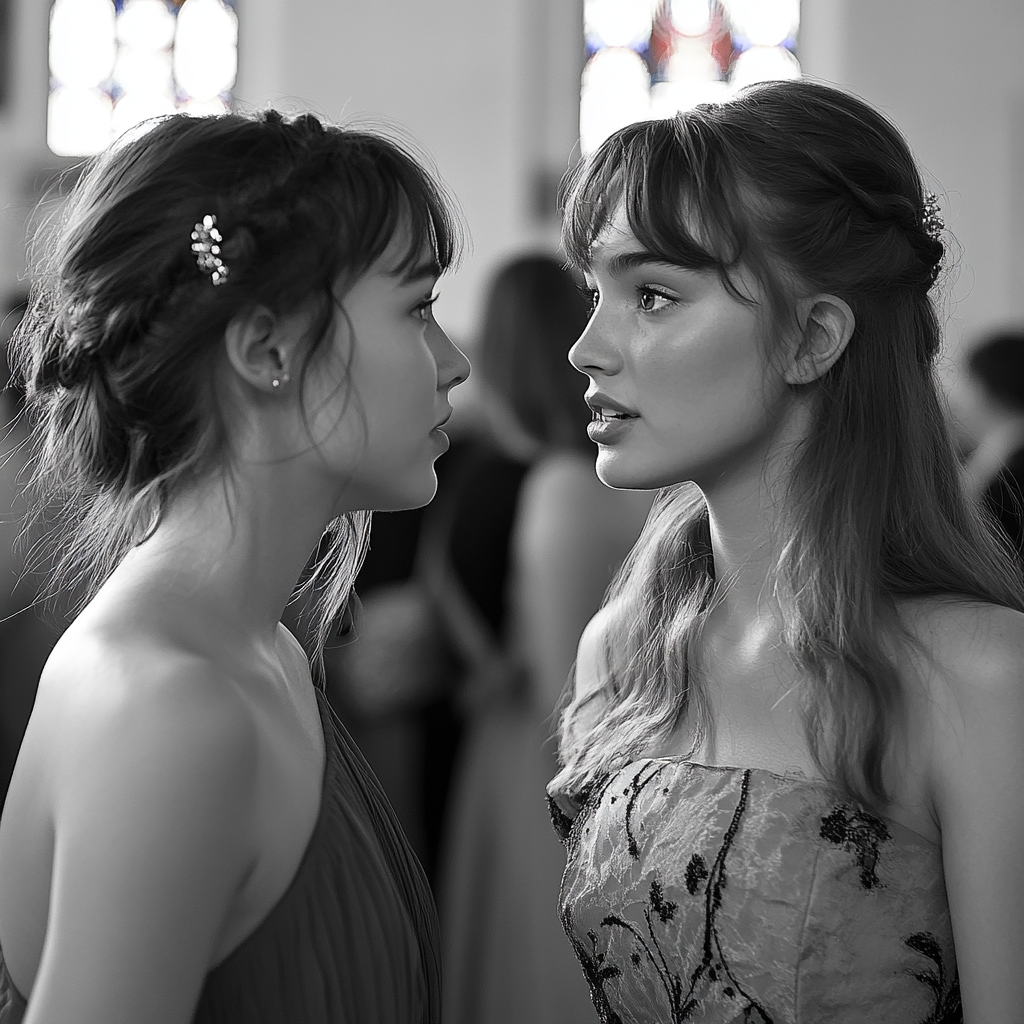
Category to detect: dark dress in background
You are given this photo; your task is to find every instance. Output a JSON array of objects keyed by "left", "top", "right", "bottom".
[
  {"left": 982, "top": 445, "right": 1024, "bottom": 566},
  {"left": 328, "top": 431, "right": 529, "bottom": 885}
]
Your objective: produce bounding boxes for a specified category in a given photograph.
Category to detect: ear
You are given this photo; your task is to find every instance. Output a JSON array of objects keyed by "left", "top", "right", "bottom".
[
  {"left": 785, "top": 294, "right": 856, "bottom": 386},
  {"left": 222, "top": 305, "right": 294, "bottom": 393}
]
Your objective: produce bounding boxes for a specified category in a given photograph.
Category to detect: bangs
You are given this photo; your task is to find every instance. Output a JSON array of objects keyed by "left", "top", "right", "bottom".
[
  {"left": 344, "top": 136, "right": 464, "bottom": 283},
  {"left": 561, "top": 113, "right": 750, "bottom": 285}
]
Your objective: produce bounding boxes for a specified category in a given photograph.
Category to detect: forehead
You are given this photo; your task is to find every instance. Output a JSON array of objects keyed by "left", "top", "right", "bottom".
[
  {"left": 586, "top": 206, "right": 646, "bottom": 272},
  {"left": 357, "top": 222, "right": 439, "bottom": 291},
  {"left": 585, "top": 199, "right": 725, "bottom": 276}
]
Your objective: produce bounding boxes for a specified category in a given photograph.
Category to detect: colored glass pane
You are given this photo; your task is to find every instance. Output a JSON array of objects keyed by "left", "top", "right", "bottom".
[
  {"left": 581, "top": 0, "right": 801, "bottom": 154},
  {"left": 48, "top": 0, "right": 237, "bottom": 157}
]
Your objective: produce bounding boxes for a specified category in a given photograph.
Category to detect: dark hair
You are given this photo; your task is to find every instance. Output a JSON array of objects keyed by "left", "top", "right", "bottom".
[
  {"left": 552, "top": 80, "right": 1024, "bottom": 809},
  {"left": 477, "top": 255, "right": 591, "bottom": 451},
  {"left": 12, "top": 109, "right": 462, "bottom": 667},
  {"left": 967, "top": 329, "right": 1024, "bottom": 411}
]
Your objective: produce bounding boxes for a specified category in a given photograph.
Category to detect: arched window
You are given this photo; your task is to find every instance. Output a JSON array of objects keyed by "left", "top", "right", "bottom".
[
  {"left": 48, "top": 0, "right": 238, "bottom": 157},
  {"left": 581, "top": 0, "right": 800, "bottom": 154}
]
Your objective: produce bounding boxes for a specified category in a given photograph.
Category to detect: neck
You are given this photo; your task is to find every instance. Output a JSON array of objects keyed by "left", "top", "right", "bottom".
[
  {"left": 116, "top": 465, "right": 339, "bottom": 648},
  {"left": 698, "top": 407, "right": 809, "bottom": 654}
]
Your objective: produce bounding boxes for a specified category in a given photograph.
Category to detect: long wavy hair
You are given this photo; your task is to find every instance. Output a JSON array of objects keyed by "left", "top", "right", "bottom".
[
  {"left": 551, "top": 80, "right": 1024, "bottom": 809},
  {"left": 11, "top": 109, "right": 462, "bottom": 672}
]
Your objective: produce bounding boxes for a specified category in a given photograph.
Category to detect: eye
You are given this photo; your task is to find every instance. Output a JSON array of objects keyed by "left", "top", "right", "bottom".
[
  {"left": 637, "top": 286, "right": 673, "bottom": 313},
  {"left": 414, "top": 293, "right": 439, "bottom": 322}
]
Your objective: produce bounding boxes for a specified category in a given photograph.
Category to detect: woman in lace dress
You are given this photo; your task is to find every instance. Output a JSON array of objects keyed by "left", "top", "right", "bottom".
[
  {"left": 0, "top": 110, "right": 468, "bottom": 1024},
  {"left": 547, "top": 80, "right": 1023, "bottom": 1024}
]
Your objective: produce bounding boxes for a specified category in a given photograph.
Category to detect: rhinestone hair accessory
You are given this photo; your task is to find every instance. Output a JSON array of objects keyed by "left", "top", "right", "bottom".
[
  {"left": 190, "top": 214, "right": 229, "bottom": 286},
  {"left": 921, "top": 192, "right": 944, "bottom": 242}
]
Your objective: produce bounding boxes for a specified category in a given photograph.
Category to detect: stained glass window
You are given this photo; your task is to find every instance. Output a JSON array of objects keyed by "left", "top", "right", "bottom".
[
  {"left": 48, "top": 0, "right": 238, "bottom": 157},
  {"left": 580, "top": 0, "right": 800, "bottom": 154}
]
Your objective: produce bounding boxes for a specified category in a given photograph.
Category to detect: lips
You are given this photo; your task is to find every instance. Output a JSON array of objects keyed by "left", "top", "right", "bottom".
[{"left": 586, "top": 392, "right": 638, "bottom": 422}]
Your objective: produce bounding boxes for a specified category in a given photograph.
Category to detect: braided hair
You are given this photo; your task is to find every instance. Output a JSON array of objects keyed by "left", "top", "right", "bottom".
[{"left": 12, "top": 109, "right": 462, "bottom": 665}]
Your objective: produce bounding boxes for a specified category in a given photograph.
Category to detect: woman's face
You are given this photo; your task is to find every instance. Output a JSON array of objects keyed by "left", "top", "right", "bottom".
[
  {"left": 570, "top": 209, "right": 792, "bottom": 493},
  {"left": 301, "top": 232, "right": 470, "bottom": 512}
]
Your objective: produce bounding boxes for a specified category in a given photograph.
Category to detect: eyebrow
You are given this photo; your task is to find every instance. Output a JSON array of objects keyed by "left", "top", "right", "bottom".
[
  {"left": 605, "top": 250, "right": 698, "bottom": 276},
  {"left": 394, "top": 260, "right": 441, "bottom": 286}
]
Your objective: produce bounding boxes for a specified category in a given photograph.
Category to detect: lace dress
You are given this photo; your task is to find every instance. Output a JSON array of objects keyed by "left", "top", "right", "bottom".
[
  {"left": 550, "top": 758, "right": 961, "bottom": 1024},
  {"left": 0, "top": 686, "right": 441, "bottom": 1024}
]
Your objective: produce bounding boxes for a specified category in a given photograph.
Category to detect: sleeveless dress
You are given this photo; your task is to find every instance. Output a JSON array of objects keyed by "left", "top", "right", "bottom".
[
  {"left": 550, "top": 758, "right": 962, "bottom": 1024},
  {"left": 0, "top": 685, "right": 442, "bottom": 1024}
]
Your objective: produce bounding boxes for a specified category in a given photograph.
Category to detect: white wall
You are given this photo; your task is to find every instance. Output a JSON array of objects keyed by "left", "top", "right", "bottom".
[
  {"left": 235, "top": 0, "right": 585, "bottom": 345},
  {"left": 801, "top": 0, "right": 1024, "bottom": 358},
  {"left": 1, "top": 0, "right": 1020, "bottom": 358}
]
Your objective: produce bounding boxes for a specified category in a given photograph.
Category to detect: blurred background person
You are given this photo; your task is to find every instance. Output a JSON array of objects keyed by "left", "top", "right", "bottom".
[
  {"left": 438, "top": 254, "right": 653, "bottom": 1024},
  {"left": 319, "top": 391, "right": 530, "bottom": 888},
  {"left": 949, "top": 328, "right": 1024, "bottom": 564},
  {"left": 0, "top": 292, "right": 67, "bottom": 811}
]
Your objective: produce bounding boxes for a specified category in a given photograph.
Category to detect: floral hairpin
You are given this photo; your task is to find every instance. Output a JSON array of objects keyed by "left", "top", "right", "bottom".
[
  {"left": 190, "top": 214, "right": 229, "bottom": 286},
  {"left": 921, "top": 192, "right": 944, "bottom": 242}
]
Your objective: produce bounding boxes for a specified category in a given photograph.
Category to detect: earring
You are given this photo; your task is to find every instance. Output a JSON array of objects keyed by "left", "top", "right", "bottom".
[{"left": 271, "top": 372, "right": 291, "bottom": 389}]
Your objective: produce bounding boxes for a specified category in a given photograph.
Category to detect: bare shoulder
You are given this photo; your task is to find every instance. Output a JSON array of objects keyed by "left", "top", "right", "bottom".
[
  {"left": 897, "top": 595, "right": 1024, "bottom": 1021},
  {"left": 14, "top": 615, "right": 262, "bottom": 877},
  {"left": 37, "top": 618, "right": 260, "bottom": 795},
  {"left": 0, "top": 617, "right": 261, "bottom": 1018},
  {"left": 898, "top": 596, "right": 1024, "bottom": 715},
  {"left": 897, "top": 593, "right": 1024, "bottom": 816}
]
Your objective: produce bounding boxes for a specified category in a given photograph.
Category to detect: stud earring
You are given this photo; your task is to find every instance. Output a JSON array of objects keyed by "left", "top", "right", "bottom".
[{"left": 271, "top": 372, "right": 291, "bottom": 389}]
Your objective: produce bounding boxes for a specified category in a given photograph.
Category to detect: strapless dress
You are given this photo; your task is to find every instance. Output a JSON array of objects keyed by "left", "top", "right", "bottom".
[{"left": 550, "top": 759, "right": 961, "bottom": 1024}]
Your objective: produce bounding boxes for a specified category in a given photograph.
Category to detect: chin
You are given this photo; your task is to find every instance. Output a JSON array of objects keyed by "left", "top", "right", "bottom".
[
  {"left": 376, "top": 471, "right": 439, "bottom": 512},
  {"left": 595, "top": 449, "right": 672, "bottom": 490}
]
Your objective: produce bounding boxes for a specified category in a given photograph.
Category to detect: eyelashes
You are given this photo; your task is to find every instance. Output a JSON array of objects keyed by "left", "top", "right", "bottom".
[
  {"left": 576, "top": 283, "right": 599, "bottom": 317},
  {"left": 576, "top": 283, "right": 676, "bottom": 316},
  {"left": 414, "top": 294, "right": 439, "bottom": 321}
]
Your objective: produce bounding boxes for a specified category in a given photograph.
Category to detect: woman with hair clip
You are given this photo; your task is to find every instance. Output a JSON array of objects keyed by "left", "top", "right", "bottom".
[
  {"left": 0, "top": 109, "right": 468, "bottom": 1024},
  {"left": 547, "top": 79, "right": 1023, "bottom": 1024}
]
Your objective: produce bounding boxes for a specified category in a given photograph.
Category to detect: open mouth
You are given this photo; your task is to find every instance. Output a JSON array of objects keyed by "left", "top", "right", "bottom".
[{"left": 592, "top": 407, "right": 637, "bottom": 422}]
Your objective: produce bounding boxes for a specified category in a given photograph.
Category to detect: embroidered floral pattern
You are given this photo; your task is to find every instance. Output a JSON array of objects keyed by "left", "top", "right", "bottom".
[
  {"left": 566, "top": 766, "right": 775, "bottom": 1023},
  {"left": 555, "top": 762, "right": 960, "bottom": 1023},
  {"left": 904, "top": 932, "right": 963, "bottom": 1024},
  {"left": 684, "top": 854, "right": 709, "bottom": 895},
  {"left": 819, "top": 805, "right": 891, "bottom": 889}
]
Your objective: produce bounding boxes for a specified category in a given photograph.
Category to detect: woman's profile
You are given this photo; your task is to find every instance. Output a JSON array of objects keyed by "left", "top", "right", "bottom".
[
  {"left": 0, "top": 109, "right": 468, "bottom": 1024},
  {"left": 548, "top": 80, "right": 1023, "bottom": 1023}
]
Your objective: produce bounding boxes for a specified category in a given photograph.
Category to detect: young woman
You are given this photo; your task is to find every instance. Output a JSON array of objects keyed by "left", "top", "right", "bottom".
[
  {"left": 0, "top": 109, "right": 469, "bottom": 1024},
  {"left": 547, "top": 80, "right": 1024, "bottom": 1024}
]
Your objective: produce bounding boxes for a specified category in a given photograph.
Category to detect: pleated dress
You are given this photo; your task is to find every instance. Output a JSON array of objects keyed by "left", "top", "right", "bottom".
[{"left": 0, "top": 685, "right": 442, "bottom": 1024}]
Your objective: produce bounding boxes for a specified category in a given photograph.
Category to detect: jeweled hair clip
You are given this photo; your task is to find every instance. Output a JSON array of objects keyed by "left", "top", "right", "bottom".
[
  {"left": 921, "top": 192, "right": 944, "bottom": 242},
  {"left": 191, "top": 214, "right": 229, "bottom": 286}
]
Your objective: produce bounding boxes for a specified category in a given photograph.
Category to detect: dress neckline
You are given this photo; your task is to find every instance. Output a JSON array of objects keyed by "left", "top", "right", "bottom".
[
  {"left": 611, "top": 756, "right": 941, "bottom": 849},
  {"left": 0, "top": 686, "right": 333, "bottom": 1008},
  {"left": 206, "top": 685, "right": 332, "bottom": 976}
]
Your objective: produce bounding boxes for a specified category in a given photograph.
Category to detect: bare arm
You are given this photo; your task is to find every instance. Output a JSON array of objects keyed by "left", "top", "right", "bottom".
[
  {"left": 511, "top": 453, "right": 652, "bottom": 720},
  {"left": 927, "top": 604, "right": 1024, "bottom": 1024},
  {"left": 22, "top": 656, "right": 258, "bottom": 1024}
]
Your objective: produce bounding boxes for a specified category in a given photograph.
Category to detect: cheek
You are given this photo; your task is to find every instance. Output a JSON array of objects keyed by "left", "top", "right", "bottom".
[{"left": 640, "top": 320, "right": 770, "bottom": 435}]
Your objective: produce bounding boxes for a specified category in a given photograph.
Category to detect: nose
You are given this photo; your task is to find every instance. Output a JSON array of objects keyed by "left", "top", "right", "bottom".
[
  {"left": 568, "top": 311, "right": 620, "bottom": 376},
  {"left": 430, "top": 319, "right": 471, "bottom": 391}
]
